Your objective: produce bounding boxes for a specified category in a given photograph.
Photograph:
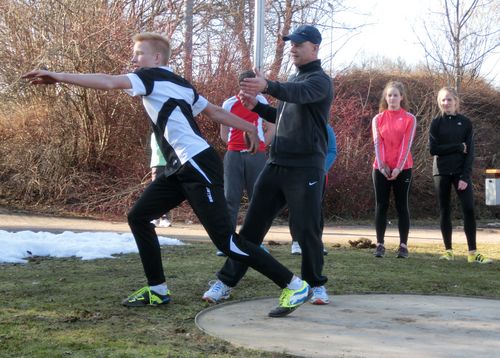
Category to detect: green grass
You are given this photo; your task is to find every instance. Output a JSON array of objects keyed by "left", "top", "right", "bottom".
[{"left": 0, "top": 242, "right": 499, "bottom": 357}]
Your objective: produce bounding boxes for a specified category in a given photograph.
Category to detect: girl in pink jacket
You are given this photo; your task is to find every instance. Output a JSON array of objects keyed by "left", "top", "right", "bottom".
[{"left": 372, "top": 81, "right": 416, "bottom": 258}]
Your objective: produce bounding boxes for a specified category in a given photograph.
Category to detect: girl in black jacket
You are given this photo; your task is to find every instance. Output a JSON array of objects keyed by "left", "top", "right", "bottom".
[{"left": 429, "top": 87, "right": 492, "bottom": 264}]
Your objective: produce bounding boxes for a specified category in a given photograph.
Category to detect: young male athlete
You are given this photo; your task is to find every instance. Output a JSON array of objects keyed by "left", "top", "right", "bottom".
[{"left": 23, "top": 32, "right": 311, "bottom": 317}]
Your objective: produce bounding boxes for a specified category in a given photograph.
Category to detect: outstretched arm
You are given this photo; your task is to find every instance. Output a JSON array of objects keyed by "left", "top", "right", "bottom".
[
  {"left": 241, "top": 67, "right": 331, "bottom": 105},
  {"left": 22, "top": 70, "right": 131, "bottom": 90},
  {"left": 263, "top": 120, "right": 276, "bottom": 146},
  {"left": 220, "top": 124, "right": 229, "bottom": 144},
  {"left": 239, "top": 91, "right": 277, "bottom": 123},
  {"left": 202, "top": 103, "right": 259, "bottom": 153}
]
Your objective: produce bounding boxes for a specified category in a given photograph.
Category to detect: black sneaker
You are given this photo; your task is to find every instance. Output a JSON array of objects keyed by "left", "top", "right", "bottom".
[
  {"left": 396, "top": 244, "right": 409, "bottom": 258},
  {"left": 374, "top": 244, "right": 385, "bottom": 258},
  {"left": 122, "top": 286, "right": 171, "bottom": 307}
]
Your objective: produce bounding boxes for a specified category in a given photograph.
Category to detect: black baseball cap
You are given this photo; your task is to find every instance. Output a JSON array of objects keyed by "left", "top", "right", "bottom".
[{"left": 282, "top": 25, "right": 322, "bottom": 44}]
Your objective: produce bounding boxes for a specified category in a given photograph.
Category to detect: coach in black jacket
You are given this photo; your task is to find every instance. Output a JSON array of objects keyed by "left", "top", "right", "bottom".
[
  {"left": 249, "top": 56, "right": 332, "bottom": 170},
  {"left": 205, "top": 25, "right": 334, "bottom": 307}
]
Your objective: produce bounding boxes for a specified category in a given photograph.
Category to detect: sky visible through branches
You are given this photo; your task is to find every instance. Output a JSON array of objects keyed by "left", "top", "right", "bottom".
[{"left": 320, "top": 0, "right": 499, "bottom": 86}]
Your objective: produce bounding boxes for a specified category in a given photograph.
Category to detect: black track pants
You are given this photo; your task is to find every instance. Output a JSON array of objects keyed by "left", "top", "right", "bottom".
[
  {"left": 127, "top": 148, "right": 293, "bottom": 287},
  {"left": 217, "top": 163, "right": 327, "bottom": 288},
  {"left": 372, "top": 169, "right": 412, "bottom": 245}
]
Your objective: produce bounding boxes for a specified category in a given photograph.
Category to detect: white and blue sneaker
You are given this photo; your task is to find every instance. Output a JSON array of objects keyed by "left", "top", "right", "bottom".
[
  {"left": 310, "top": 285, "right": 329, "bottom": 305},
  {"left": 202, "top": 280, "right": 232, "bottom": 304}
]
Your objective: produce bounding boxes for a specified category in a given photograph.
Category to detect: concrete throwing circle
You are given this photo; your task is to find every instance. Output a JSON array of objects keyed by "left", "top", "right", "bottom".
[{"left": 195, "top": 294, "right": 500, "bottom": 357}]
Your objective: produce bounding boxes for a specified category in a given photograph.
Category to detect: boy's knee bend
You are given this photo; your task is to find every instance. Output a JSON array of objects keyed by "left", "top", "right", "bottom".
[
  {"left": 224, "top": 234, "right": 255, "bottom": 257},
  {"left": 127, "top": 210, "right": 136, "bottom": 224},
  {"left": 214, "top": 242, "right": 228, "bottom": 254},
  {"left": 127, "top": 208, "right": 147, "bottom": 225}
]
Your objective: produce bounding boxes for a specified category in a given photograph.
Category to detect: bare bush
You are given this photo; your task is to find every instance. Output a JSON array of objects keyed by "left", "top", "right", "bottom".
[
  {"left": 0, "top": 0, "right": 150, "bottom": 216},
  {"left": 0, "top": 0, "right": 497, "bottom": 223},
  {"left": 326, "top": 67, "right": 499, "bottom": 220}
]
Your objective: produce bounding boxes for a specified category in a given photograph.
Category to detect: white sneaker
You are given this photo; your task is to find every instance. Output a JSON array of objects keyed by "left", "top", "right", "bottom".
[
  {"left": 202, "top": 280, "right": 232, "bottom": 304},
  {"left": 158, "top": 217, "right": 171, "bottom": 227},
  {"left": 310, "top": 285, "right": 329, "bottom": 305},
  {"left": 151, "top": 219, "right": 160, "bottom": 227},
  {"left": 291, "top": 241, "right": 302, "bottom": 255}
]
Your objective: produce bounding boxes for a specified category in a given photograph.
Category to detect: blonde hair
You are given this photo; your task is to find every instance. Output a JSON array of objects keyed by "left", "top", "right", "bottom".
[
  {"left": 378, "top": 81, "right": 409, "bottom": 112},
  {"left": 437, "top": 87, "right": 460, "bottom": 115},
  {"left": 132, "top": 32, "right": 171, "bottom": 64}
]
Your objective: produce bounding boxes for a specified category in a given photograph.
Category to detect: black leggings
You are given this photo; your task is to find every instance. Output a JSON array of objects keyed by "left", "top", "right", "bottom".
[
  {"left": 372, "top": 169, "right": 412, "bottom": 245},
  {"left": 433, "top": 175, "right": 476, "bottom": 251}
]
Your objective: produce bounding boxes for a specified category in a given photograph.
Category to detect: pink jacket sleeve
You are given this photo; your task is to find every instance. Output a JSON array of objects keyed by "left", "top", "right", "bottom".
[
  {"left": 395, "top": 113, "right": 416, "bottom": 170},
  {"left": 372, "top": 114, "right": 384, "bottom": 168}
]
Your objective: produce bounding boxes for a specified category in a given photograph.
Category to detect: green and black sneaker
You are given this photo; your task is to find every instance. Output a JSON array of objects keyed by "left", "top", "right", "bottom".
[
  {"left": 122, "top": 286, "right": 171, "bottom": 307},
  {"left": 268, "top": 281, "right": 312, "bottom": 318}
]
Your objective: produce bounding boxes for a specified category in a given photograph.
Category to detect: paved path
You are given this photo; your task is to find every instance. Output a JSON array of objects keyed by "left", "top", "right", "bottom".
[{"left": 1, "top": 212, "right": 499, "bottom": 245}]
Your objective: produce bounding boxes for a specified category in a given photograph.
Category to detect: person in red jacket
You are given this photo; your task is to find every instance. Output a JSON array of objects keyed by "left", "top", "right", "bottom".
[{"left": 371, "top": 81, "right": 416, "bottom": 258}]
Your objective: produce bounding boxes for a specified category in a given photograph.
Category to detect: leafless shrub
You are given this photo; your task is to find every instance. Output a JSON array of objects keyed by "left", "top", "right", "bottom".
[
  {"left": 0, "top": 0, "right": 497, "bottom": 223},
  {"left": 326, "top": 67, "right": 499, "bottom": 220}
]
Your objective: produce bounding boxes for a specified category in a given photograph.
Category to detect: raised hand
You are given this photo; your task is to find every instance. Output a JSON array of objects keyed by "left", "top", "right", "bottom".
[{"left": 240, "top": 67, "right": 267, "bottom": 96}]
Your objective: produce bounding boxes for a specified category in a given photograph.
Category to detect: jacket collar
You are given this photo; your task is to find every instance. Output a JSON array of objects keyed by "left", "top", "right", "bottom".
[{"left": 297, "top": 59, "right": 322, "bottom": 73}]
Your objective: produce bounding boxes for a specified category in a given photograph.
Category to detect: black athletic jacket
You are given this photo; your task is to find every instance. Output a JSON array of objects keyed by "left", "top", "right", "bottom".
[
  {"left": 429, "top": 113, "right": 474, "bottom": 181},
  {"left": 252, "top": 60, "right": 333, "bottom": 170}
]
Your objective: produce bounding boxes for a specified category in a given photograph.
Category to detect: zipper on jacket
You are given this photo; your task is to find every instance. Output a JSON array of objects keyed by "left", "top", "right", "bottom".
[{"left": 275, "top": 102, "right": 287, "bottom": 151}]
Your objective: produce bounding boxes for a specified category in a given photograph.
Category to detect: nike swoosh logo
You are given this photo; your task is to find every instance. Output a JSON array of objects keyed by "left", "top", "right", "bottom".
[
  {"left": 308, "top": 181, "right": 318, "bottom": 186},
  {"left": 229, "top": 234, "right": 249, "bottom": 256}
]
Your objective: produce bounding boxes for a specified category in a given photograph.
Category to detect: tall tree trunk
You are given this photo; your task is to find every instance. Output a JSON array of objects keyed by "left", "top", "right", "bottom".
[
  {"left": 233, "top": 0, "right": 252, "bottom": 69},
  {"left": 269, "top": 0, "right": 293, "bottom": 79}
]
